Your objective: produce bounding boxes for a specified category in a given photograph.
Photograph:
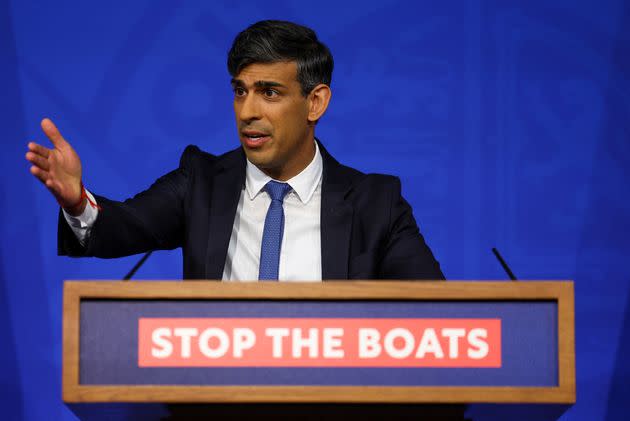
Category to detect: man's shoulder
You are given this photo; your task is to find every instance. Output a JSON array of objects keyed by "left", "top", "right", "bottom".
[
  {"left": 349, "top": 171, "right": 402, "bottom": 199},
  {"left": 339, "top": 165, "right": 399, "bottom": 189},
  {"left": 329, "top": 159, "right": 401, "bottom": 195},
  {"left": 320, "top": 143, "right": 400, "bottom": 194},
  {"left": 178, "top": 145, "right": 244, "bottom": 170},
  {"left": 329, "top": 160, "right": 404, "bottom": 220}
]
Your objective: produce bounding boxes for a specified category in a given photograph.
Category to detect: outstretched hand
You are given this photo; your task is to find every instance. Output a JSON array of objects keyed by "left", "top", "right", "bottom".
[{"left": 26, "top": 118, "right": 84, "bottom": 215}]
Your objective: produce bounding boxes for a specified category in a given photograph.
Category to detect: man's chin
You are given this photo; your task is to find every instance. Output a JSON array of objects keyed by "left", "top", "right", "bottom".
[{"left": 242, "top": 147, "right": 273, "bottom": 168}]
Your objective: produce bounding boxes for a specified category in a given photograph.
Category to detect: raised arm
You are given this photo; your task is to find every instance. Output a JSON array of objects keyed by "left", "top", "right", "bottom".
[{"left": 27, "top": 118, "right": 191, "bottom": 258}]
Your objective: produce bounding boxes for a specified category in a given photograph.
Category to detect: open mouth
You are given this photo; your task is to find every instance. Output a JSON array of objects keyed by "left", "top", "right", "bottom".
[{"left": 242, "top": 131, "right": 271, "bottom": 148}]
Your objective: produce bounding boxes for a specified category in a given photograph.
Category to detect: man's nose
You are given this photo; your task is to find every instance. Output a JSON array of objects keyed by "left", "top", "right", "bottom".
[{"left": 238, "top": 95, "right": 261, "bottom": 122}]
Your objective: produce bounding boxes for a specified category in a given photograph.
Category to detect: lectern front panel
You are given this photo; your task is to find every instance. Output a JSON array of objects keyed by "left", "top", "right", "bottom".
[
  {"left": 62, "top": 281, "right": 575, "bottom": 403},
  {"left": 79, "top": 299, "right": 556, "bottom": 387}
]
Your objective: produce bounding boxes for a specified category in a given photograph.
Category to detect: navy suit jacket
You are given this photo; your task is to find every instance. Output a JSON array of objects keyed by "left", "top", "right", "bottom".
[{"left": 58, "top": 142, "right": 444, "bottom": 280}]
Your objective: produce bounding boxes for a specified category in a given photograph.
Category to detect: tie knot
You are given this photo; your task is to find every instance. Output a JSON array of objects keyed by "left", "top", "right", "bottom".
[{"left": 265, "top": 180, "right": 292, "bottom": 202}]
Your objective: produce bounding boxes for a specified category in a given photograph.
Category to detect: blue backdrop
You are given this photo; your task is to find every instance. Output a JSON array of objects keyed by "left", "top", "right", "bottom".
[{"left": 1, "top": 0, "right": 628, "bottom": 419}]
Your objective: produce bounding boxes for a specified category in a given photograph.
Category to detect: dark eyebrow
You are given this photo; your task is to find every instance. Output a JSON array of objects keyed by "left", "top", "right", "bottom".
[
  {"left": 254, "top": 80, "right": 286, "bottom": 89},
  {"left": 230, "top": 78, "right": 286, "bottom": 89}
]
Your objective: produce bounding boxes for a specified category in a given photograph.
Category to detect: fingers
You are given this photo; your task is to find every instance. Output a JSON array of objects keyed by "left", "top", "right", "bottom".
[
  {"left": 25, "top": 151, "right": 50, "bottom": 171},
  {"left": 29, "top": 164, "right": 49, "bottom": 184},
  {"left": 41, "top": 118, "right": 68, "bottom": 149},
  {"left": 28, "top": 141, "right": 50, "bottom": 158},
  {"left": 29, "top": 165, "right": 63, "bottom": 197}
]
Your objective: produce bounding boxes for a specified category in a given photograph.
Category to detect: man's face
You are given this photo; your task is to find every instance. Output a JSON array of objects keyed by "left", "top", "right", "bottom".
[{"left": 232, "top": 61, "right": 314, "bottom": 181}]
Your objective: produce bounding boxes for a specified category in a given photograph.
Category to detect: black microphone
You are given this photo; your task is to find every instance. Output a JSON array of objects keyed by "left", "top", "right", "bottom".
[
  {"left": 491, "top": 247, "right": 517, "bottom": 281},
  {"left": 123, "top": 250, "right": 153, "bottom": 281}
]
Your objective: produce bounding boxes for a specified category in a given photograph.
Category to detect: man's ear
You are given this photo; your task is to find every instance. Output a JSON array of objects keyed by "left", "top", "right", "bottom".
[{"left": 307, "top": 84, "right": 332, "bottom": 124}]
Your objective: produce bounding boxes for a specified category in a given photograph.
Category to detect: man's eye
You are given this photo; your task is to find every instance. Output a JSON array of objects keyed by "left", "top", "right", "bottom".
[
  {"left": 233, "top": 87, "right": 246, "bottom": 97},
  {"left": 263, "top": 89, "right": 279, "bottom": 98}
]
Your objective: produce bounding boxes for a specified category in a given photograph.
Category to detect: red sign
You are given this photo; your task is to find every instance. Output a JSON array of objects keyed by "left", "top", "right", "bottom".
[{"left": 138, "top": 318, "right": 501, "bottom": 368}]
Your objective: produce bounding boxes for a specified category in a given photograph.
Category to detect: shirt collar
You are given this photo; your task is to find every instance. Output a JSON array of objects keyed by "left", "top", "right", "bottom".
[{"left": 245, "top": 141, "right": 323, "bottom": 204}]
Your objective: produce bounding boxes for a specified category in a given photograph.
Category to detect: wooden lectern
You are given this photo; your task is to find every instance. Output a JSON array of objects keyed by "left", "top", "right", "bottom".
[{"left": 62, "top": 281, "right": 575, "bottom": 420}]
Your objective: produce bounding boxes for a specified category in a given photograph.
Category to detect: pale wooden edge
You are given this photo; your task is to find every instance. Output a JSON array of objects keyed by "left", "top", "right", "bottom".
[
  {"left": 62, "top": 280, "right": 576, "bottom": 404},
  {"left": 62, "top": 284, "right": 80, "bottom": 402},
  {"left": 64, "top": 280, "right": 573, "bottom": 300},
  {"left": 557, "top": 282, "right": 576, "bottom": 402},
  {"left": 64, "top": 385, "right": 576, "bottom": 404}
]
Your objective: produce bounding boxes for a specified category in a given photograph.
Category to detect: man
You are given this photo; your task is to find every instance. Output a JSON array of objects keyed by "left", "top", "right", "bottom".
[{"left": 25, "top": 20, "right": 443, "bottom": 281}]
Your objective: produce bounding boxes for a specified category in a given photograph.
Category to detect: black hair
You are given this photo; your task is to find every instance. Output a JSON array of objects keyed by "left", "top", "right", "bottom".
[{"left": 227, "top": 20, "right": 334, "bottom": 96}]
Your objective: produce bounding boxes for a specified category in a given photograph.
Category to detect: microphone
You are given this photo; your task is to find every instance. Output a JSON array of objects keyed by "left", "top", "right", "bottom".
[
  {"left": 491, "top": 247, "right": 518, "bottom": 281},
  {"left": 123, "top": 250, "right": 153, "bottom": 281}
]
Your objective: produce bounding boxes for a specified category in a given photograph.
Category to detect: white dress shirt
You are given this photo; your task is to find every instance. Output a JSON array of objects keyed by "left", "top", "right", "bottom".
[{"left": 63, "top": 142, "right": 323, "bottom": 282}]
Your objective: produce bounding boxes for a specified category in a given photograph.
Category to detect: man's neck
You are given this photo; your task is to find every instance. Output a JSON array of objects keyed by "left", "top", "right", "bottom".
[{"left": 261, "top": 136, "right": 317, "bottom": 181}]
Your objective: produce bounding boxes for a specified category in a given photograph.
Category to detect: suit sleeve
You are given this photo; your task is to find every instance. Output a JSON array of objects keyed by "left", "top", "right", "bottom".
[
  {"left": 379, "top": 177, "right": 445, "bottom": 280},
  {"left": 57, "top": 145, "right": 197, "bottom": 258}
]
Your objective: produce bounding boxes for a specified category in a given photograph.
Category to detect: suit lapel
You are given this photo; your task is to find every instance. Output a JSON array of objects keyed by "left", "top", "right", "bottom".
[
  {"left": 319, "top": 142, "right": 354, "bottom": 280},
  {"left": 205, "top": 149, "right": 246, "bottom": 279}
]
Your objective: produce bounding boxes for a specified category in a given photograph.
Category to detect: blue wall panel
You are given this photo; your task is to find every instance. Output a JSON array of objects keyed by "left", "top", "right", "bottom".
[{"left": 1, "top": 0, "right": 628, "bottom": 419}]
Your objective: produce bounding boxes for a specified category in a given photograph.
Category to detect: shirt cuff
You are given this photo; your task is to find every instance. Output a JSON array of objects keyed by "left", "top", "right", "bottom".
[{"left": 62, "top": 189, "right": 99, "bottom": 246}]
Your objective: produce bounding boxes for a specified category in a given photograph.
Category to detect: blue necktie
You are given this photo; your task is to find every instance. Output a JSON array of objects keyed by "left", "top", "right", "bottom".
[{"left": 258, "top": 181, "right": 292, "bottom": 280}]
